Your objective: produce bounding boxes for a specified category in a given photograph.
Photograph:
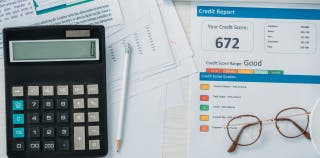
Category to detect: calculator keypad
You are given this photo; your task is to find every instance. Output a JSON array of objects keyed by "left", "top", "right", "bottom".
[{"left": 11, "top": 84, "right": 102, "bottom": 153}]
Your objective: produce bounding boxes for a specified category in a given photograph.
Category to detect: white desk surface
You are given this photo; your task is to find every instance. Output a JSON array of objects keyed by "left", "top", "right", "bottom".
[{"left": 163, "top": 2, "right": 192, "bottom": 158}]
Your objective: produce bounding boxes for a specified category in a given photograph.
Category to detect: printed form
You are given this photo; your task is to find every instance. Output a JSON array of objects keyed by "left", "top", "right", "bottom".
[
  {"left": 0, "top": 0, "right": 124, "bottom": 59},
  {"left": 189, "top": 2, "right": 320, "bottom": 158}
]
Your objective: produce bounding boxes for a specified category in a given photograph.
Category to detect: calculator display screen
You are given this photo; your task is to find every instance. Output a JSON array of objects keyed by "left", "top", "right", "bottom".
[{"left": 9, "top": 39, "right": 99, "bottom": 62}]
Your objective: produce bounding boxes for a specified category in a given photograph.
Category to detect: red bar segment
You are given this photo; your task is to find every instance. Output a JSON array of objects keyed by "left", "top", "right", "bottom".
[
  {"left": 206, "top": 68, "right": 223, "bottom": 73},
  {"left": 200, "top": 95, "right": 209, "bottom": 101}
]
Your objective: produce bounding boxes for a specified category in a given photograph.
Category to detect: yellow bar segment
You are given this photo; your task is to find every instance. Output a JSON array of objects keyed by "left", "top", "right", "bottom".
[
  {"left": 200, "top": 115, "right": 209, "bottom": 121},
  {"left": 238, "top": 69, "right": 254, "bottom": 74},
  {"left": 200, "top": 84, "right": 210, "bottom": 90}
]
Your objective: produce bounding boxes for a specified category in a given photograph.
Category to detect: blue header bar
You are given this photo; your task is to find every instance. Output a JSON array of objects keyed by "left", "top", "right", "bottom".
[
  {"left": 197, "top": 6, "right": 320, "bottom": 20},
  {"left": 200, "top": 73, "right": 320, "bottom": 84}
]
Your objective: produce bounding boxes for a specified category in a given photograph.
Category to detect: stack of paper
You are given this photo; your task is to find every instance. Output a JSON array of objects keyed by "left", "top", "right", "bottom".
[
  {"left": 106, "top": 0, "right": 196, "bottom": 104},
  {"left": 106, "top": 0, "right": 197, "bottom": 157}
]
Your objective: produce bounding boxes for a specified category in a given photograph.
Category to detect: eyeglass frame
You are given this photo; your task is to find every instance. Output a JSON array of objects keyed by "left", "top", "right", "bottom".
[{"left": 225, "top": 107, "right": 311, "bottom": 153}]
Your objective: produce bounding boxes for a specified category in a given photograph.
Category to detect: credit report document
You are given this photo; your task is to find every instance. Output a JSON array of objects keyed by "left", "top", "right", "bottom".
[{"left": 188, "top": 1, "right": 320, "bottom": 158}]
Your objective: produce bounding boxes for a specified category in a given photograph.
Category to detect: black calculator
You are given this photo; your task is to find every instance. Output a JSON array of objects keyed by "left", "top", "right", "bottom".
[{"left": 3, "top": 26, "right": 108, "bottom": 158}]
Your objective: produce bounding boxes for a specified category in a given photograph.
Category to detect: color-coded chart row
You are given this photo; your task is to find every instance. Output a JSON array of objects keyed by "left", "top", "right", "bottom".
[
  {"left": 199, "top": 83, "right": 210, "bottom": 132},
  {"left": 206, "top": 68, "right": 284, "bottom": 75}
]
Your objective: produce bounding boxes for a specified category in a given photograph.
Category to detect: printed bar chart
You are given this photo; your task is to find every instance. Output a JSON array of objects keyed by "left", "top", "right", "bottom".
[{"left": 33, "top": 0, "right": 93, "bottom": 15}]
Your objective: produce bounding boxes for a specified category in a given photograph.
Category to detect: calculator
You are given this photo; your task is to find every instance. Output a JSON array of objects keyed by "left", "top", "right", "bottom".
[{"left": 3, "top": 26, "right": 108, "bottom": 158}]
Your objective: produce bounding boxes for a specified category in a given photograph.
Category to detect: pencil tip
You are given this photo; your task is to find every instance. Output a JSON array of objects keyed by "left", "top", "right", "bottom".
[{"left": 116, "top": 140, "right": 121, "bottom": 152}]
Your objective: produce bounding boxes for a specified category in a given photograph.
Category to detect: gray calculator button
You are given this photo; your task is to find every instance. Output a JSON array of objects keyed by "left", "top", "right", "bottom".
[
  {"left": 30, "top": 127, "right": 40, "bottom": 138},
  {"left": 74, "top": 126, "right": 86, "bottom": 150},
  {"left": 58, "top": 139, "right": 70, "bottom": 151},
  {"left": 43, "top": 141, "right": 55, "bottom": 152},
  {"left": 73, "top": 98, "right": 84, "bottom": 109},
  {"left": 87, "top": 84, "right": 99, "bottom": 95},
  {"left": 43, "top": 99, "right": 54, "bottom": 109},
  {"left": 28, "top": 86, "right": 39, "bottom": 96},
  {"left": 29, "top": 141, "right": 40, "bottom": 152},
  {"left": 29, "top": 113, "right": 40, "bottom": 124},
  {"left": 88, "top": 126, "right": 100, "bottom": 136},
  {"left": 13, "top": 141, "right": 25, "bottom": 151},
  {"left": 58, "top": 127, "right": 69, "bottom": 137},
  {"left": 42, "top": 113, "right": 54, "bottom": 123},
  {"left": 73, "top": 113, "right": 85, "bottom": 123},
  {"left": 73, "top": 85, "right": 84, "bottom": 95},
  {"left": 87, "top": 98, "right": 99, "bottom": 108},
  {"left": 89, "top": 140, "right": 100, "bottom": 150},
  {"left": 57, "top": 85, "right": 69, "bottom": 96},
  {"left": 12, "top": 86, "right": 23, "bottom": 97},
  {"left": 88, "top": 112, "right": 99, "bottom": 122},
  {"left": 42, "top": 86, "right": 54, "bottom": 96},
  {"left": 43, "top": 127, "right": 55, "bottom": 138}
]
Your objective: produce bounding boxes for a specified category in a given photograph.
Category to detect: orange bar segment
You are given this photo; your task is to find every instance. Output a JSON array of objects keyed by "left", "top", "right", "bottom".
[
  {"left": 200, "top": 84, "right": 210, "bottom": 90},
  {"left": 223, "top": 69, "right": 238, "bottom": 74},
  {"left": 200, "top": 95, "right": 209, "bottom": 101},
  {"left": 200, "top": 125, "right": 209, "bottom": 132},
  {"left": 238, "top": 69, "right": 254, "bottom": 74},
  {"left": 206, "top": 68, "right": 223, "bottom": 73},
  {"left": 200, "top": 115, "right": 209, "bottom": 121}
]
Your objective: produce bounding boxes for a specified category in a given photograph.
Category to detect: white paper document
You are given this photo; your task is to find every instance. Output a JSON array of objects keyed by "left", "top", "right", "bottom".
[
  {"left": 0, "top": 0, "right": 124, "bottom": 58},
  {"left": 188, "top": 1, "right": 320, "bottom": 158},
  {"left": 106, "top": 86, "right": 166, "bottom": 158},
  {"left": 108, "top": 0, "right": 196, "bottom": 103}
]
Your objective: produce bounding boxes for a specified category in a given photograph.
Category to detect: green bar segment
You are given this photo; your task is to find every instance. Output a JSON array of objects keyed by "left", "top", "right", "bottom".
[
  {"left": 200, "top": 105, "right": 209, "bottom": 111},
  {"left": 254, "top": 70, "right": 268, "bottom": 74},
  {"left": 268, "top": 70, "right": 284, "bottom": 75}
]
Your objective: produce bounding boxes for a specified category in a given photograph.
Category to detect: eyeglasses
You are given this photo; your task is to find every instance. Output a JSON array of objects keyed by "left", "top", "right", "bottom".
[{"left": 225, "top": 107, "right": 311, "bottom": 153}]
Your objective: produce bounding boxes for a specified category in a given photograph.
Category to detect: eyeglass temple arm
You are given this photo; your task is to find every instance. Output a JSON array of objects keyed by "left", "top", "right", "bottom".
[
  {"left": 276, "top": 117, "right": 311, "bottom": 140},
  {"left": 228, "top": 122, "right": 260, "bottom": 153}
]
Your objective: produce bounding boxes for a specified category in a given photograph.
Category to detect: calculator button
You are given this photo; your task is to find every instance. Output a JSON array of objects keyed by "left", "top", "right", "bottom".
[
  {"left": 57, "top": 127, "right": 69, "bottom": 137},
  {"left": 73, "top": 98, "right": 84, "bottom": 109},
  {"left": 29, "top": 113, "right": 40, "bottom": 124},
  {"left": 42, "top": 113, "right": 54, "bottom": 123},
  {"left": 28, "top": 141, "right": 40, "bottom": 152},
  {"left": 28, "top": 86, "right": 39, "bottom": 96},
  {"left": 74, "top": 126, "right": 86, "bottom": 150},
  {"left": 42, "top": 86, "right": 54, "bottom": 96},
  {"left": 89, "top": 140, "right": 100, "bottom": 150},
  {"left": 29, "top": 127, "right": 40, "bottom": 138},
  {"left": 13, "top": 128, "right": 25, "bottom": 138},
  {"left": 13, "top": 114, "right": 24, "bottom": 125},
  {"left": 57, "top": 85, "right": 69, "bottom": 96},
  {"left": 88, "top": 98, "right": 99, "bottom": 108},
  {"left": 57, "top": 99, "right": 68, "bottom": 109},
  {"left": 28, "top": 100, "right": 39, "bottom": 110},
  {"left": 88, "top": 126, "right": 100, "bottom": 136},
  {"left": 12, "top": 100, "right": 24, "bottom": 111},
  {"left": 73, "top": 113, "right": 85, "bottom": 123},
  {"left": 87, "top": 84, "right": 99, "bottom": 95},
  {"left": 12, "top": 86, "right": 24, "bottom": 97},
  {"left": 43, "top": 127, "right": 55, "bottom": 138},
  {"left": 43, "top": 99, "right": 54, "bottom": 109},
  {"left": 43, "top": 141, "right": 55, "bottom": 152},
  {"left": 12, "top": 141, "right": 25, "bottom": 151},
  {"left": 58, "top": 139, "right": 70, "bottom": 151},
  {"left": 88, "top": 112, "right": 99, "bottom": 122},
  {"left": 57, "top": 113, "right": 69, "bottom": 123},
  {"left": 73, "top": 85, "right": 84, "bottom": 95}
]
